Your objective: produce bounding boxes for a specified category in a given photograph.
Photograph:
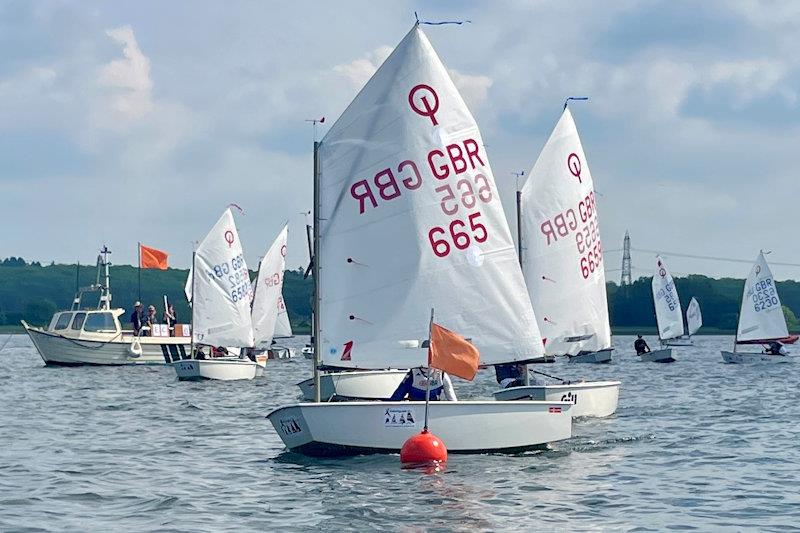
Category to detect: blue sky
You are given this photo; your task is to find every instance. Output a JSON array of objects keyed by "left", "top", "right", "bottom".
[{"left": 2, "top": 0, "right": 800, "bottom": 280}]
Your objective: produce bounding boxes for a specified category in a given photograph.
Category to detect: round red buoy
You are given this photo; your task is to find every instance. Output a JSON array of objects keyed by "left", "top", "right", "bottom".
[{"left": 400, "top": 429, "right": 447, "bottom": 466}]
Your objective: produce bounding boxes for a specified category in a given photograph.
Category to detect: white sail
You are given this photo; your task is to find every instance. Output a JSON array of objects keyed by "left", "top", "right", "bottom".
[
  {"left": 184, "top": 266, "right": 193, "bottom": 303},
  {"left": 317, "top": 25, "right": 544, "bottom": 369},
  {"left": 251, "top": 224, "right": 289, "bottom": 347},
  {"left": 652, "top": 255, "right": 684, "bottom": 340},
  {"left": 520, "top": 108, "right": 611, "bottom": 355},
  {"left": 274, "top": 306, "right": 293, "bottom": 338},
  {"left": 192, "top": 209, "right": 254, "bottom": 347},
  {"left": 737, "top": 252, "right": 788, "bottom": 342},
  {"left": 686, "top": 297, "right": 702, "bottom": 336}
]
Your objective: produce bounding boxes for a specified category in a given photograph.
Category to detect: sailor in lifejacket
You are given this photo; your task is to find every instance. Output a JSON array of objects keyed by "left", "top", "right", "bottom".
[
  {"left": 390, "top": 368, "right": 457, "bottom": 401},
  {"left": 634, "top": 335, "right": 650, "bottom": 355},
  {"left": 494, "top": 363, "right": 527, "bottom": 388},
  {"left": 765, "top": 341, "right": 788, "bottom": 356}
]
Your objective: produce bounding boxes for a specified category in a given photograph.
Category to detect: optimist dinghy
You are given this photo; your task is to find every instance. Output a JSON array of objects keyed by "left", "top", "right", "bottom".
[
  {"left": 298, "top": 369, "right": 408, "bottom": 401},
  {"left": 268, "top": 24, "right": 572, "bottom": 456},
  {"left": 518, "top": 106, "right": 614, "bottom": 365},
  {"left": 665, "top": 297, "right": 702, "bottom": 347},
  {"left": 173, "top": 209, "right": 260, "bottom": 381},
  {"left": 250, "top": 224, "right": 295, "bottom": 365},
  {"left": 721, "top": 252, "right": 794, "bottom": 364},
  {"left": 493, "top": 379, "right": 620, "bottom": 418},
  {"left": 644, "top": 256, "right": 683, "bottom": 363}
]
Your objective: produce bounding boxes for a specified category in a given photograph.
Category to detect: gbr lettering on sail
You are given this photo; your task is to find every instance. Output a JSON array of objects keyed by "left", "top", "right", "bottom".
[
  {"left": 348, "top": 84, "right": 495, "bottom": 258},
  {"left": 539, "top": 152, "right": 603, "bottom": 280}
]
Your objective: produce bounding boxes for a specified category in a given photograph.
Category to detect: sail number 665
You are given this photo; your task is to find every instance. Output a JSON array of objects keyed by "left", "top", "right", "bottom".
[{"left": 429, "top": 212, "right": 488, "bottom": 258}]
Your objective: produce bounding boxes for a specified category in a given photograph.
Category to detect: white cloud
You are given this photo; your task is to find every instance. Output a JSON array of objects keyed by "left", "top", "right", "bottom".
[
  {"left": 448, "top": 69, "right": 493, "bottom": 109},
  {"left": 333, "top": 45, "right": 393, "bottom": 88},
  {"left": 98, "top": 25, "right": 153, "bottom": 121}
]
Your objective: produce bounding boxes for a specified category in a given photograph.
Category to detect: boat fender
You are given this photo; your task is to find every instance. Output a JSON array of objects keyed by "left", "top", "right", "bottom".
[{"left": 129, "top": 338, "right": 143, "bottom": 357}]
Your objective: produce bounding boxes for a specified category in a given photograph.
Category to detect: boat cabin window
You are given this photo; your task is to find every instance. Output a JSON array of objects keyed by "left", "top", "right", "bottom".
[
  {"left": 71, "top": 312, "right": 87, "bottom": 330},
  {"left": 54, "top": 313, "right": 72, "bottom": 331},
  {"left": 83, "top": 312, "right": 118, "bottom": 333}
]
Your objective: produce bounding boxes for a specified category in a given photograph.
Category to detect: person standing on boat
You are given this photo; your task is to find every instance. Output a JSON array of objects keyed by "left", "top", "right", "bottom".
[
  {"left": 494, "top": 363, "right": 527, "bottom": 388},
  {"left": 142, "top": 305, "right": 158, "bottom": 335},
  {"left": 163, "top": 303, "right": 177, "bottom": 334},
  {"left": 634, "top": 335, "right": 650, "bottom": 355},
  {"left": 390, "top": 368, "right": 457, "bottom": 401},
  {"left": 130, "top": 301, "right": 144, "bottom": 335}
]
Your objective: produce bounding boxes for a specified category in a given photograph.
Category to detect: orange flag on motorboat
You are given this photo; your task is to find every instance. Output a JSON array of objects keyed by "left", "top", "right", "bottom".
[
  {"left": 139, "top": 244, "right": 168, "bottom": 270},
  {"left": 428, "top": 323, "right": 480, "bottom": 381}
]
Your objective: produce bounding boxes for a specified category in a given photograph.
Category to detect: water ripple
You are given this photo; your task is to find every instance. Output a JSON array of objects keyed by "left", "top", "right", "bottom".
[{"left": 1, "top": 335, "right": 799, "bottom": 531}]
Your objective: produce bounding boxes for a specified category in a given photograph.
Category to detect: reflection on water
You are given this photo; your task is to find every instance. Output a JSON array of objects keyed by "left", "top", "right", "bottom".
[{"left": 1, "top": 334, "right": 799, "bottom": 530}]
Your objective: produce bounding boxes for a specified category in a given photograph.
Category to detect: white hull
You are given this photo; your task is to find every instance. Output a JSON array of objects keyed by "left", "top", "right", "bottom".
[
  {"left": 269, "top": 346, "right": 296, "bottom": 359},
  {"left": 23, "top": 323, "right": 189, "bottom": 366},
  {"left": 566, "top": 349, "right": 613, "bottom": 364},
  {"left": 268, "top": 400, "right": 573, "bottom": 456},
  {"left": 492, "top": 381, "right": 620, "bottom": 418},
  {"left": 720, "top": 351, "right": 795, "bottom": 364},
  {"left": 665, "top": 337, "right": 693, "bottom": 347},
  {"left": 639, "top": 348, "right": 675, "bottom": 363},
  {"left": 298, "top": 369, "right": 408, "bottom": 401},
  {"left": 172, "top": 358, "right": 261, "bottom": 381}
]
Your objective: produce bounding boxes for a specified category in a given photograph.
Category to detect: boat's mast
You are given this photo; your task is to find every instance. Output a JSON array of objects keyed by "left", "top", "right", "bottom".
[
  {"left": 312, "top": 141, "right": 322, "bottom": 402},
  {"left": 100, "top": 245, "right": 111, "bottom": 311},
  {"left": 190, "top": 251, "right": 196, "bottom": 358},
  {"left": 515, "top": 185, "right": 530, "bottom": 386}
]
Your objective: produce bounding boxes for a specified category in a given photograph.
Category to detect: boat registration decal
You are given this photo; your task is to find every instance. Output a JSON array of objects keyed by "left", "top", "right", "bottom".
[
  {"left": 279, "top": 417, "right": 303, "bottom": 435},
  {"left": 560, "top": 391, "right": 578, "bottom": 404},
  {"left": 384, "top": 408, "right": 416, "bottom": 428}
]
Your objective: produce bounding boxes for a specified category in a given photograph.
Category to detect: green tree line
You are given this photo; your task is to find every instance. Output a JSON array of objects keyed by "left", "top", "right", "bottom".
[
  {"left": 0, "top": 258, "right": 312, "bottom": 331},
  {"left": 2, "top": 258, "right": 799, "bottom": 333}
]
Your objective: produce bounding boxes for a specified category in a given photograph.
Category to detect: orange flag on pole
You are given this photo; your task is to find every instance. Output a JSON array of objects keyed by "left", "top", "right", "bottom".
[
  {"left": 428, "top": 323, "right": 480, "bottom": 381},
  {"left": 139, "top": 244, "right": 169, "bottom": 270}
]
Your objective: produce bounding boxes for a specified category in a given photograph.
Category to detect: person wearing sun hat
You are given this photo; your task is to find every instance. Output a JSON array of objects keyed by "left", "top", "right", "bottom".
[
  {"left": 142, "top": 305, "right": 158, "bottom": 336},
  {"left": 130, "top": 301, "right": 143, "bottom": 335}
]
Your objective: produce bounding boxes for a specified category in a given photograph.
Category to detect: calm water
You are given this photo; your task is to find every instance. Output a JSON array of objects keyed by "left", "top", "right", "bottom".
[{"left": 1, "top": 334, "right": 798, "bottom": 532}]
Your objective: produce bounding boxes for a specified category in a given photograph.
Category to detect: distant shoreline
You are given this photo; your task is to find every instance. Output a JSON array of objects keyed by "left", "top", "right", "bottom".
[{"left": 1, "top": 324, "right": 738, "bottom": 336}]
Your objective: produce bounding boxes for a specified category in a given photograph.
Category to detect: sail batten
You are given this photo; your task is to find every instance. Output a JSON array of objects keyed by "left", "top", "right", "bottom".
[
  {"left": 317, "top": 25, "right": 543, "bottom": 369},
  {"left": 736, "top": 252, "right": 788, "bottom": 342},
  {"left": 520, "top": 108, "right": 611, "bottom": 356},
  {"left": 652, "top": 256, "right": 684, "bottom": 341}
]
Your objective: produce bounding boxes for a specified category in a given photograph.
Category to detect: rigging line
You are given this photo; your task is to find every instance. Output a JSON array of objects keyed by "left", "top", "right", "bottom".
[
  {"left": 630, "top": 247, "right": 800, "bottom": 268},
  {"left": 0, "top": 335, "right": 12, "bottom": 353},
  {"left": 415, "top": 11, "right": 471, "bottom": 25}
]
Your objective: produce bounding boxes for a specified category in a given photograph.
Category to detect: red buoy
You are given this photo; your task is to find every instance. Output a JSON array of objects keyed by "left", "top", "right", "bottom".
[{"left": 400, "top": 429, "right": 448, "bottom": 466}]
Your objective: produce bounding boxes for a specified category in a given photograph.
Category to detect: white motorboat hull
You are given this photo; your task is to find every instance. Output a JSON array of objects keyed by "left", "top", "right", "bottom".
[
  {"left": 23, "top": 323, "right": 190, "bottom": 366},
  {"left": 720, "top": 351, "right": 794, "bottom": 364},
  {"left": 639, "top": 348, "right": 675, "bottom": 363},
  {"left": 492, "top": 381, "right": 620, "bottom": 418},
  {"left": 268, "top": 400, "right": 573, "bottom": 456},
  {"left": 302, "top": 347, "right": 314, "bottom": 360},
  {"left": 566, "top": 349, "right": 613, "bottom": 364},
  {"left": 298, "top": 369, "right": 409, "bottom": 401},
  {"left": 665, "top": 337, "right": 693, "bottom": 347},
  {"left": 173, "top": 358, "right": 260, "bottom": 381}
]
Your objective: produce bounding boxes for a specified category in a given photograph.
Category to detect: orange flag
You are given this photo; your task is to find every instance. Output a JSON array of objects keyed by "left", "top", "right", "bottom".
[
  {"left": 428, "top": 323, "right": 480, "bottom": 381},
  {"left": 140, "top": 244, "right": 168, "bottom": 270}
]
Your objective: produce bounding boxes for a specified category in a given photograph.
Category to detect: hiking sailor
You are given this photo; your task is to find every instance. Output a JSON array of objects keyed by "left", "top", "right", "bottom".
[{"left": 634, "top": 334, "right": 651, "bottom": 355}]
